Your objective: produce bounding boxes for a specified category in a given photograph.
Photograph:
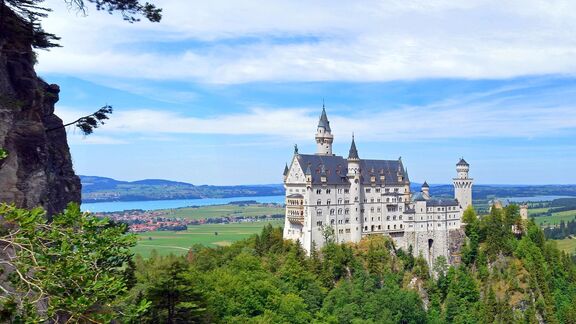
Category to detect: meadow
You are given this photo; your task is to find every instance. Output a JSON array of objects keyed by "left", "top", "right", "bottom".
[
  {"left": 553, "top": 237, "right": 576, "bottom": 254},
  {"left": 532, "top": 209, "right": 576, "bottom": 226},
  {"left": 133, "top": 220, "right": 283, "bottom": 257}
]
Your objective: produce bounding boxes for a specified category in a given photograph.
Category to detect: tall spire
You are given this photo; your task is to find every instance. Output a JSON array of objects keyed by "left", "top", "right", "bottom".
[
  {"left": 318, "top": 105, "right": 331, "bottom": 132},
  {"left": 348, "top": 134, "right": 359, "bottom": 160},
  {"left": 283, "top": 163, "right": 289, "bottom": 176}
]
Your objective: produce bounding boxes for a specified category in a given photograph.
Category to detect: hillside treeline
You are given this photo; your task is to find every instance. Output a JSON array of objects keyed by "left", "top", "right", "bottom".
[
  {"left": 1, "top": 204, "right": 576, "bottom": 322},
  {"left": 120, "top": 205, "right": 576, "bottom": 323}
]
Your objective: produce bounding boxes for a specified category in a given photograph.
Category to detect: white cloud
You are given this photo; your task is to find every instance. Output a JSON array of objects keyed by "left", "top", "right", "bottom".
[
  {"left": 36, "top": 0, "right": 576, "bottom": 83},
  {"left": 55, "top": 83, "right": 576, "bottom": 143}
]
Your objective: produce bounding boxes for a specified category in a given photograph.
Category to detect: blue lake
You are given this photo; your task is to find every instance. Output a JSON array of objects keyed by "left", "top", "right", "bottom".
[
  {"left": 498, "top": 195, "right": 574, "bottom": 202},
  {"left": 81, "top": 195, "right": 285, "bottom": 213}
]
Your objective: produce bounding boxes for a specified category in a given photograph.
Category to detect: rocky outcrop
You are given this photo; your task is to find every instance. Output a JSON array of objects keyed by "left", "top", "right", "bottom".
[{"left": 0, "top": 8, "right": 81, "bottom": 216}]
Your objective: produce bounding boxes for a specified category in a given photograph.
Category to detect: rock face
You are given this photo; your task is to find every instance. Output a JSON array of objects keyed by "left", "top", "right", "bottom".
[{"left": 0, "top": 9, "right": 81, "bottom": 216}]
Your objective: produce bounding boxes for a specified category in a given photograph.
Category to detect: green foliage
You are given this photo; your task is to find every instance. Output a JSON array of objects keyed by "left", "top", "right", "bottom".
[
  {"left": 1, "top": 0, "right": 162, "bottom": 49},
  {"left": 0, "top": 203, "right": 141, "bottom": 322},
  {"left": 46, "top": 105, "right": 113, "bottom": 135},
  {"left": 0, "top": 148, "right": 7, "bottom": 160}
]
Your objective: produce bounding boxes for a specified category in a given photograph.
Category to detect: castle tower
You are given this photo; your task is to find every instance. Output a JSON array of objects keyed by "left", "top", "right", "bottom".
[
  {"left": 453, "top": 158, "right": 473, "bottom": 211},
  {"left": 421, "top": 181, "right": 430, "bottom": 200},
  {"left": 347, "top": 135, "right": 362, "bottom": 243},
  {"left": 315, "top": 105, "right": 334, "bottom": 155}
]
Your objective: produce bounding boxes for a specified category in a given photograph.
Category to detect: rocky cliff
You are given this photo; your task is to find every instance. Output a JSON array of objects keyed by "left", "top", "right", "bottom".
[{"left": 0, "top": 8, "right": 81, "bottom": 216}]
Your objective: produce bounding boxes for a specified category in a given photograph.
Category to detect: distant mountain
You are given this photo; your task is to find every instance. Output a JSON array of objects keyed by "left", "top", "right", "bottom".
[
  {"left": 80, "top": 176, "right": 284, "bottom": 203},
  {"left": 410, "top": 183, "right": 576, "bottom": 200},
  {"left": 81, "top": 176, "right": 576, "bottom": 203}
]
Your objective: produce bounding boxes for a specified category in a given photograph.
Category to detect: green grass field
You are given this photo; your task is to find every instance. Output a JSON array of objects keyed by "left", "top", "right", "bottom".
[
  {"left": 158, "top": 204, "right": 284, "bottom": 220},
  {"left": 133, "top": 220, "right": 283, "bottom": 257},
  {"left": 533, "top": 209, "right": 576, "bottom": 226},
  {"left": 552, "top": 238, "right": 576, "bottom": 255}
]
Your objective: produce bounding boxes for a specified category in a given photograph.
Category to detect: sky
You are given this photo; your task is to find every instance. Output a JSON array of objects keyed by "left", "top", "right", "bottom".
[{"left": 35, "top": 0, "right": 576, "bottom": 185}]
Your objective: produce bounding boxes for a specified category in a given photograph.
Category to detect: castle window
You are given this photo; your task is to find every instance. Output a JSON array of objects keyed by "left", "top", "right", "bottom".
[
  {"left": 377, "top": 199, "right": 381, "bottom": 203},
  {"left": 327, "top": 200, "right": 331, "bottom": 205},
  {"left": 339, "top": 229, "right": 344, "bottom": 234},
  {"left": 366, "top": 188, "right": 371, "bottom": 193},
  {"left": 317, "top": 200, "right": 321, "bottom": 205},
  {"left": 386, "top": 198, "right": 390, "bottom": 202},
  {"left": 438, "top": 223, "right": 441, "bottom": 227},
  {"left": 378, "top": 217, "right": 381, "bottom": 221},
  {"left": 393, "top": 216, "right": 396, "bottom": 220},
  {"left": 330, "top": 209, "right": 335, "bottom": 215},
  {"left": 338, "top": 189, "right": 343, "bottom": 194},
  {"left": 376, "top": 188, "right": 381, "bottom": 193},
  {"left": 338, "top": 209, "right": 343, "bottom": 215},
  {"left": 345, "top": 218, "right": 349, "bottom": 224},
  {"left": 377, "top": 207, "right": 381, "bottom": 212},
  {"left": 385, "top": 189, "right": 390, "bottom": 193},
  {"left": 370, "top": 207, "right": 374, "bottom": 213},
  {"left": 399, "top": 216, "right": 402, "bottom": 220},
  {"left": 387, "top": 216, "right": 390, "bottom": 220},
  {"left": 331, "top": 219, "right": 335, "bottom": 225},
  {"left": 364, "top": 198, "right": 367, "bottom": 203},
  {"left": 400, "top": 224, "right": 403, "bottom": 229},
  {"left": 344, "top": 189, "right": 349, "bottom": 193},
  {"left": 378, "top": 225, "right": 381, "bottom": 230},
  {"left": 399, "top": 206, "right": 402, "bottom": 211},
  {"left": 370, "top": 198, "right": 374, "bottom": 203},
  {"left": 316, "top": 189, "right": 321, "bottom": 194},
  {"left": 364, "top": 226, "right": 368, "bottom": 231},
  {"left": 387, "top": 225, "right": 390, "bottom": 229},
  {"left": 345, "top": 209, "right": 350, "bottom": 215},
  {"left": 355, "top": 197, "right": 359, "bottom": 202},
  {"left": 317, "top": 210, "right": 322, "bottom": 216},
  {"left": 326, "top": 189, "right": 331, "bottom": 194},
  {"left": 345, "top": 229, "right": 350, "bottom": 233},
  {"left": 316, "top": 221, "right": 323, "bottom": 226},
  {"left": 345, "top": 199, "right": 349, "bottom": 204},
  {"left": 394, "top": 188, "right": 399, "bottom": 192},
  {"left": 399, "top": 197, "right": 402, "bottom": 202},
  {"left": 338, "top": 198, "right": 342, "bottom": 204},
  {"left": 338, "top": 220, "right": 343, "bottom": 224}
]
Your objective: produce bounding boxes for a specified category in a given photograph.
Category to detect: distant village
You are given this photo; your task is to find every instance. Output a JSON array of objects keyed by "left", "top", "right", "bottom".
[{"left": 94, "top": 203, "right": 284, "bottom": 233}]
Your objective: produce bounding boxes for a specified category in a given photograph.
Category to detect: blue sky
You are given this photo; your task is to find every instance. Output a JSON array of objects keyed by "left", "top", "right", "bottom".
[{"left": 35, "top": 0, "right": 576, "bottom": 185}]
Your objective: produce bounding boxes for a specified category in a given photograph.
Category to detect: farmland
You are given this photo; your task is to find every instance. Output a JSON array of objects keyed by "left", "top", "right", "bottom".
[
  {"left": 553, "top": 238, "right": 576, "bottom": 255},
  {"left": 132, "top": 220, "right": 283, "bottom": 257},
  {"left": 532, "top": 209, "right": 576, "bottom": 226}
]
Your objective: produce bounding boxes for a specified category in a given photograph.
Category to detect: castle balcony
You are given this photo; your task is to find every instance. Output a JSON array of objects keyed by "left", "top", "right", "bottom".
[{"left": 286, "top": 194, "right": 305, "bottom": 225}]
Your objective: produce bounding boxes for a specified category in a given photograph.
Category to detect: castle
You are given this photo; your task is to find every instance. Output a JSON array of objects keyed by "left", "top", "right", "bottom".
[{"left": 283, "top": 107, "right": 472, "bottom": 265}]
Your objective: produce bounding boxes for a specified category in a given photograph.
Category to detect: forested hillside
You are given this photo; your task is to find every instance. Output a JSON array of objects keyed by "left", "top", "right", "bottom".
[
  {"left": 120, "top": 205, "right": 576, "bottom": 323},
  {"left": 3, "top": 203, "right": 576, "bottom": 322},
  {"left": 81, "top": 176, "right": 284, "bottom": 202}
]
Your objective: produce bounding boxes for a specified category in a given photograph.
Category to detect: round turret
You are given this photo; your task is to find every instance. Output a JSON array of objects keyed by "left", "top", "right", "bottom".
[{"left": 456, "top": 158, "right": 469, "bottom": 179}]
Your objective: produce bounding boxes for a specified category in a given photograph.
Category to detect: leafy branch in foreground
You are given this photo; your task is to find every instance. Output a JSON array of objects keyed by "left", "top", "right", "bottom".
[
  {"left": 0, "top": 203, "right": 147, "bottom": 322},
  {"left": 46, "top": 105, "right": 113, "bottom": 135},
  {"left": 0, "top": 148, "right": 7, "bottom": 160}
]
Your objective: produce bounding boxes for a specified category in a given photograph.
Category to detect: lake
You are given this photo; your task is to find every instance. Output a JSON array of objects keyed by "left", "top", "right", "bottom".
[
  {"left": 81, "top": 195, "right": 285, "bottom": 213},
  {"left": 499, "top": 195, "right": 574, "bottom": 203}
]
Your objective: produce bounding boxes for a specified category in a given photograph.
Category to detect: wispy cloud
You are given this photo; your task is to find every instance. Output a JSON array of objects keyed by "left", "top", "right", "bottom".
[{"left": 56, "top": 82, "right": 576, "bottom": 143}]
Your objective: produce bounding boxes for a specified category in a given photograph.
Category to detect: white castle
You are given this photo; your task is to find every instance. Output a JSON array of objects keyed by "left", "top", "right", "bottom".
[{"left": 283, "top": 107, "right": 473, "bottom": 264}]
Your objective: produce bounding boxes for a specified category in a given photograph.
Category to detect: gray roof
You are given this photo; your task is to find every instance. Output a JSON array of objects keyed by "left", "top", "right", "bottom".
[
  {"left": 348, "top": 137, "right": 359, "bottom": 160},
  {"left": 413, "top": 192, "right": 426, "bottom": 201},
  {"left": 287, "top": 194, "right": 303, "bottom": 198},
  {"left": 318, "top": 106, "right": 331, "bottom": 132},
  {"left": 457, "top": 158, "right": 469, "bottom": 166},
  {"left": 295, "top": 154, "right": 409, "bottom": 186},
  {"left": 422, "top": 181, "right": 429, "bottom": 188},
  {"left": 426, "top": 199, "right": 459, "bottom": 207},
  {"left": 283, "top": 163, "right": 289, "bottom": 176}
]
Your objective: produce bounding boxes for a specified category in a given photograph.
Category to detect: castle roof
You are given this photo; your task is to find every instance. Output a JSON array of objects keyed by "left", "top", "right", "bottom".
[
  {"left": 283, "top": 163, "right": 289, "bottom": 176},
  {"left": 318, "top": 106, "right": 331, "bottom": 132},
  {"left": 348, "top": 136, "right": 359, "bottom": 160},
  {"left": 426, "top": 199, "right": 459, "bottom": 207},
  {"left": 422, "top": 181, "right": 429, "bottom": 188},
  {"left": 295, "top": 154, "right": 408, "bottom": 186},
  {"left": 457, "top": 158, "right": 469, "bottom": 166}
]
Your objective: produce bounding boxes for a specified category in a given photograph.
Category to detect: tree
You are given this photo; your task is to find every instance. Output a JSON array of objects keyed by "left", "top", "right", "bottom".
[
  {"left": 46, "top": 105, "right": 113, "bottom": 135},
  {"left": 1, "top": 0, "right": 162, "bottom": 49},
  {"left": 0, "top": 203, "right": 145, "bottom": 322}
]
